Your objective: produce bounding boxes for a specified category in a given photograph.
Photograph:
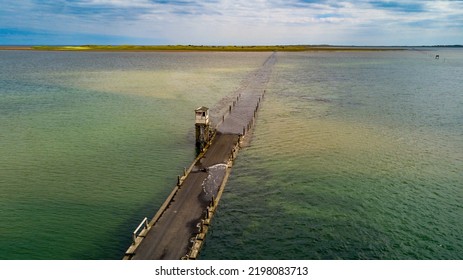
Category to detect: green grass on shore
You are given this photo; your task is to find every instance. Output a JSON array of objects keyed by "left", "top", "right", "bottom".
[{"left": 28, "top": 45, "right": 406, "bottom": 52}]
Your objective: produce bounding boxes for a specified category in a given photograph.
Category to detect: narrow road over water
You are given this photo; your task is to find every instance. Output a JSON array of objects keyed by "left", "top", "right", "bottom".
[{"left": 127, "top": 52, "right": 277, "bottom": 260}]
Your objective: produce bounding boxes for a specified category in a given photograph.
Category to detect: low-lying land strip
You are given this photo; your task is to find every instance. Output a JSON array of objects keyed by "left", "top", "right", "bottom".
[{"left": 1, "top": 45, "right": 407, "bottom": 52}]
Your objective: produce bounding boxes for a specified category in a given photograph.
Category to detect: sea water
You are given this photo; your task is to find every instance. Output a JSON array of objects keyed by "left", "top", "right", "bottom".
[
  {"left": 0, "top": 51, "right": 268, "bottom": 259},
  {"left": 1, "top": 49, "right": 462, "bottom": 259},
  {"left": 201, "top": 49, "right": 463, "bottom": 260}
]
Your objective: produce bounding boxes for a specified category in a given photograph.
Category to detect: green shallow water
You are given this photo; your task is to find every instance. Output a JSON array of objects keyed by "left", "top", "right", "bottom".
[
  {"left": 200, "top": 50, "right": 463, "bottom": 260},
  {"left": 0, "top": 51, "right": 270, "bottom": 259},
  {"left": 1, "top": 50, "right": 462, "bottom": 259}
]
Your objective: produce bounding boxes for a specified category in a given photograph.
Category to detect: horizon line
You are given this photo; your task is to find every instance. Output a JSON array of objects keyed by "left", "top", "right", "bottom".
[{"left": 1, "top": 44, "right": 462, "bottom": 48}]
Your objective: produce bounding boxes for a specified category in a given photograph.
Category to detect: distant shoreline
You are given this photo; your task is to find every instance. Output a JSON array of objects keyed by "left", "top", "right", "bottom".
[
  {"left": 0, "top": 45, "right": 413, "bottom": 52},
  {"left": 1, "top": 45, "right": 461, "bottom": 52}
]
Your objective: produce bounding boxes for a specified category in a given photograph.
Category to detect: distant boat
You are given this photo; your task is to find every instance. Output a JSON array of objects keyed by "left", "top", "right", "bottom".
[{"left": 435, "top": 55, "right": 440, "bottom": 59}]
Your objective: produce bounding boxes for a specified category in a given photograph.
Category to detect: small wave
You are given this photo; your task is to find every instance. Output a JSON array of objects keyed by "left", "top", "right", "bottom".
[{"left": 201, "top": 163, "right": 228, "bottom": 201}]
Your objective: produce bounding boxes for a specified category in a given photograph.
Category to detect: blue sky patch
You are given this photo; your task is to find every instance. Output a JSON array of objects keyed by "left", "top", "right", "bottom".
[{"left": 369, "top": 1, "right": 426, "bottom": 13}]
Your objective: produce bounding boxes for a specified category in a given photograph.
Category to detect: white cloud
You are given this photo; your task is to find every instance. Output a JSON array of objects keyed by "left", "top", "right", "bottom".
[{"left": 0, "top": 0, "right": 462, "bottom": 45}]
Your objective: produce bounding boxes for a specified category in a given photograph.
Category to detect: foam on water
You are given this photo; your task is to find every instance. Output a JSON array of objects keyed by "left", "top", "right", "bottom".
[{"left": 201, "top": 163, "right": 228, "bottom": 201}]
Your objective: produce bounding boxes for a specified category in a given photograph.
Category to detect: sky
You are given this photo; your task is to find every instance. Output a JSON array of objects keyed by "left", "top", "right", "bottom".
[{"left": 1, "top": 0, "right": 462, "bottom": 46}]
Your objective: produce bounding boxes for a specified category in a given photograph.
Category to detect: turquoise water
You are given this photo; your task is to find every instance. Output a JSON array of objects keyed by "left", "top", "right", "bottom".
[{"left": 1, "top": 49, "right": 462, "bottom": 259}]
